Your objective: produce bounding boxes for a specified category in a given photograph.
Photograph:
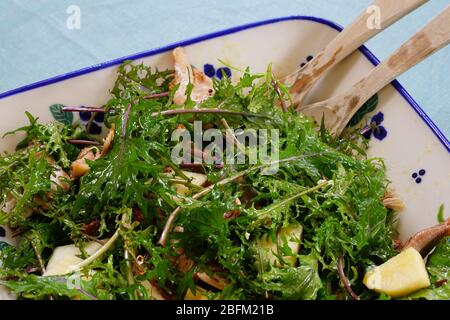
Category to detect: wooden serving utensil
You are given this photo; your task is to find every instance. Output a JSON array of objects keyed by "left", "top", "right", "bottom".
[
  {"left": 300, "top": 6, "right": 450, "bottom": 136},
  {"left": 283, "top": 0, "right": 428, "bottom": 109}
]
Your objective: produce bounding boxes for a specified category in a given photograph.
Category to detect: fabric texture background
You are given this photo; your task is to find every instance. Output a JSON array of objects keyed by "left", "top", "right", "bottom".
[{"left": 0, "top": 0, "right": 448, "bottom": 137}]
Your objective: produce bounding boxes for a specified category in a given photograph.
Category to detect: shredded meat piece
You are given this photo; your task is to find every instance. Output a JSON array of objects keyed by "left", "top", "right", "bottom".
[
  {"left": 171, "top": 47, "right": 214, "bottom": 105},
  {"left": 70, "top": 147, "right": 99, "bottom": 179},
  {"left": 82, "top": 220, "right": 100, "bottom": 236},
  {"left": 50, "top": 166, "right": 71, "bottom": 192},
  {"left": 100, "top": 124, "right": 115, "bottom": 157},
  {"left": 132, "top": 206, "right": 145, "bottom": 223},
  {"left": 1, "top": 194, "right": 33, "bottom": 218},
  {"left": 176, "top": 253, "right": 195, "bottom": 273},
  {"left": 223, "top": 198, "right": 242, "bottom": 219},
  {"left": 70, "top": 125, "right": 115, "bottom": 179},
  {"left": 402, "top": 219, "right": 450, "bottom": 256},
  {"left": 196, "top": 272, "right": 229, "bottom": 291},
  {"left": 382, "top": 189, "right": 404, "bottom": 212}
]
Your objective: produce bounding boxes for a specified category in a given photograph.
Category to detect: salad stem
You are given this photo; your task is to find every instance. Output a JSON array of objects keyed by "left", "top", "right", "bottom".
[
  {"left": 62, "top": 107, "right": 106, "bottom": 113},
  {"left": 119, "top": 103, "right": 132, "bottom": 155},
  {"left": 63, "top": 107, "right": 270, "bottom": 120},
  {"left": 68, "top": 139, "right": 100, "bottom": 146},
  {"left": 76, "top": 288, "right": 98, "bottom": 300},
  {"left": 122, "top": 103, "right": 132, "bottom": 140},
  {"left": 271, "top": 78, "right": 288, "bottom": 113},
  {"left": 69, "top": 229, "right": 120, "bottom": 273},
  {"left": 221, "top": 118, "right": 246, "bottom": 157},
  {"left": 30, "top": 239, "right": 46, "bottom": 274},
  {"left": 86, "top": 112, "right": 97, "bottom": 134},
  {"left": 143, "top": 92, "right": 169, "bottom": 99},
  {"left": 338, "top": 256, "right": 359, "bottom": 300},
  {"left": 151, "top": 108, "right": 271, "bottom": 118},
  {"left": 252, "top": 180, "right": 331, "bottom": 228},
  {"left": 82, "top": 234, "right": 106, "bottom": 245}
]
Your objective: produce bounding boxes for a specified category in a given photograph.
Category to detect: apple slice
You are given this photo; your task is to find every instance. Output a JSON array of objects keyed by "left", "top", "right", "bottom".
[
  {"left": 257, "top": 223, "right": 303, "bottom": 267},
  {"left": 172, "top": 171, "right": 208, "bottom": 196},
  {"left": 44, "top": 242, "right": 103, "bottom": 276},
  {"left": 363, "top": 247, "right": 430, "bottom": 298}
]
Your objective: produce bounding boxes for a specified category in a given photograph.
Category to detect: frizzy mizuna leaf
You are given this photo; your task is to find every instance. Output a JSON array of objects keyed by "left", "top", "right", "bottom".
[{"left": 0, "top": 59, "right": 408, "bottom": 300}]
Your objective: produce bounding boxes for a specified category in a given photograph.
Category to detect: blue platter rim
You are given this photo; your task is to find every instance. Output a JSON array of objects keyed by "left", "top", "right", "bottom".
[{"left": 0, "top": 15, "right": 448, "bottom": 152}]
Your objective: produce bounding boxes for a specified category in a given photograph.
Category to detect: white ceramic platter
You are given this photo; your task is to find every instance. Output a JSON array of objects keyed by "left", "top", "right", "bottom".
[{"left": 0, "top": 17, "right": 449, "bottom": 299}]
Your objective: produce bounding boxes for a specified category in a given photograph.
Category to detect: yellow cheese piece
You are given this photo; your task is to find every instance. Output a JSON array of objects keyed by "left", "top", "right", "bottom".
[{"left": 363, "top": 247, "right": 431, "bottom": 298}]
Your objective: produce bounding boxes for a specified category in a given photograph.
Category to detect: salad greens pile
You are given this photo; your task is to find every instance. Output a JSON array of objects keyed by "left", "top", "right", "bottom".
[
  {"left": 404, "top": 237, "right": 449, "bottom": 300},
  {"left": 0, "top": 59, "right": 446, "bottom": 300}
]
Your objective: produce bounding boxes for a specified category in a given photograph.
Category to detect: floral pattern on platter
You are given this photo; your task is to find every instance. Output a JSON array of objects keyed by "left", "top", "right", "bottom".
[
  {"left": 360, "top": 111, "right": 388, "bottom": 141},
  {"left": 296, "top": 55, "right": 387, "bottom": 138},
  {"left": 49, "top": 104, "right": 104, "bottom": 135},
  {"left": 412, "top": 169, "right": 426, "bottom": 184},
  {"left": 203, "top": 64, "right": 232, "bottom": 79},
  {"left": 78, "top": 109, "right": 104, "bottom": 135},
  {"left": 49, "top": 104, "right": 73, "bottom": 125}
]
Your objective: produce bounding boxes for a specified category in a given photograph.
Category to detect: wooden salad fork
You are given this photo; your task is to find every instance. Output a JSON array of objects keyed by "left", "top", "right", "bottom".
[
  {"left": 300, "top": 6, "right": 450, "bottom": 136},
  {"left": 283, "top": 0, "right": 428, "bottom": 109}
]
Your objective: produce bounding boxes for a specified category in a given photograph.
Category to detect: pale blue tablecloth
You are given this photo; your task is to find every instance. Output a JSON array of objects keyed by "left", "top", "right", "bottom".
[{"left": 0, "top": 0, "right": 448, "bottom": 137}]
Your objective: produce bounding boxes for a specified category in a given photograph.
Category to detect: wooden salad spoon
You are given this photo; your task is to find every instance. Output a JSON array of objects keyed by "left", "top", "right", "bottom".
[
  {"left": 283, "top": 0, "right": 428, "bottom": 109},
  {"left": 300, "top": 6, "right": 450, "bottom": 136}
]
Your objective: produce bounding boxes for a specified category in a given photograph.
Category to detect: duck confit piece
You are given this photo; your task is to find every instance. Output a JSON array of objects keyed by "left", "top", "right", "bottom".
[{"left": 402, "top": 219, "right": 450, "bottom": 257}]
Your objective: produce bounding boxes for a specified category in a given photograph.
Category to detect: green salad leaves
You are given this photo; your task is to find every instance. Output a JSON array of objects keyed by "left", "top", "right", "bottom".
[
  {"left": 405, "top": 237, "right": 450, "bottom": 300},
  {"left": 0, "top": 59, "right": 440, "bottom": 300}
]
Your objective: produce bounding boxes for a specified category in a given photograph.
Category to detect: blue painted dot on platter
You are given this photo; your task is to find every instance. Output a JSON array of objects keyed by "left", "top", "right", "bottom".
[
  {"left": 203, "top": 64, "right": 216, "bottom": 78},
  {"left": 203, "top": 64, "right": 232, "bottom": 80},
  {"left": 0, "top": 226, "right": 5, "bottom": 237},
  {"left": 79, "top": 110, "right": 92, "bottom": 121},
  {"left": 87, "top": 122, "right": 102, "bottom": 135},
  {"left": 216, "top": 67, "right": 232, "bottom": 79},
  {"left": 94, "top": 112, "right": 105, "bottom": 123},
  {"left": 411, "top": 168, "right": 426, "bottom": 184},
  {"left": 77, "top": 107, "right": 105, "bottom": 135}
]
